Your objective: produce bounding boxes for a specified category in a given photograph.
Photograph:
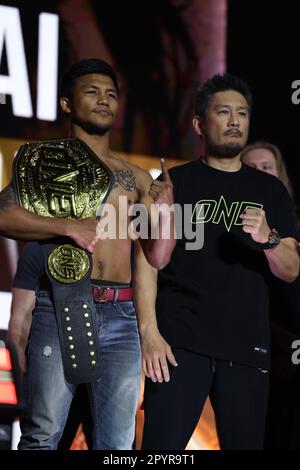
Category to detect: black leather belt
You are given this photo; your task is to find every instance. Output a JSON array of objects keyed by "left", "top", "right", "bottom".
[{"left": 41, "top": 241, "right": 102, "bottom": 384}]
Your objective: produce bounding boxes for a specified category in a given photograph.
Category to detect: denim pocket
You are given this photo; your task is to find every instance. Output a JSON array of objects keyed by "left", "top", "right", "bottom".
[{"left": 117, "top": 301, "right": 136, "bottom": 319}]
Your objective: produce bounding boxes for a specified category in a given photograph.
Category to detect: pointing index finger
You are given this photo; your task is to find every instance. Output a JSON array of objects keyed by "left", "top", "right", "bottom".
[{"left": 161, "top": 158, "right": 171, "bottom": 183}]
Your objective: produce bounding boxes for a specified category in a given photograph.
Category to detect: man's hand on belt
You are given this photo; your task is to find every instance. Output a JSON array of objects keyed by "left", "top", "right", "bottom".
[
  {"left": 140, "top": 326, "right": 178, "bottom": 383},
  {"left": 66, "top": 218, "right": 99, "bottom": 253}
]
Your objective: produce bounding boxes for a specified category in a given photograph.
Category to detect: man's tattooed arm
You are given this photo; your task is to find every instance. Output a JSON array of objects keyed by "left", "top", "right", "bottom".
[{"left": 0, "top": 183, "right": 16, "bottom": 210}]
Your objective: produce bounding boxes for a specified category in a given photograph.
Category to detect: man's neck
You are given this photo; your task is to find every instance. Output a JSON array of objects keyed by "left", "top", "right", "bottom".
[
  {"left": 70, "top": 126, "right": 111, "bottom": 159},
  {"left": 201, "top": 154, "right": 242, "bottom": 172}
]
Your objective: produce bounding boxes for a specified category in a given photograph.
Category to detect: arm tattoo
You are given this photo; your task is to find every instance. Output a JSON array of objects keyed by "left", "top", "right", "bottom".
[
  {"left": 113, "top": 169, "right": 136, "bottom": 192},
  {"left": 0, "top": 183, "right": 16, "bottom": 210}
]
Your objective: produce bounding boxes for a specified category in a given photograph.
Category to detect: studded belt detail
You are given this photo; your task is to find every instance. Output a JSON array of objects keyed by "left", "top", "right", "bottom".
[{"left": 42, "top": 242, "right": 102, "bottom": 385}]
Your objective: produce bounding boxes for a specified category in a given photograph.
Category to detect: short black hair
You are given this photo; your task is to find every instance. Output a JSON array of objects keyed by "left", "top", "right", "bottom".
[
  {"left": 195, "top": 73, "right": 253, "bottom": 119},
  {"left": 59, "top": 58, "right": 119, "bottom": 97}
]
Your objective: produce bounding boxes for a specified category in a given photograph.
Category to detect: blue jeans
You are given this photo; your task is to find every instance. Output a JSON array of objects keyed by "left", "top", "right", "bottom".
[{"left": 18, "top": 292, "right": 141, "bottom": 450}]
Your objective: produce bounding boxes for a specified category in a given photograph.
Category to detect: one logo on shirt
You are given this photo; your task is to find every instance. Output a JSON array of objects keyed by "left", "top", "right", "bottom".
[{"left": 191, "top": 196, "right": 263, "bottom": 232}]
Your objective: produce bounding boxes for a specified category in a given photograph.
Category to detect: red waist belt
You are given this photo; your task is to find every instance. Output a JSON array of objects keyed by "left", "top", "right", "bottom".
[{"left": 92, "top": 286, "right": 133, "bottom": 303}]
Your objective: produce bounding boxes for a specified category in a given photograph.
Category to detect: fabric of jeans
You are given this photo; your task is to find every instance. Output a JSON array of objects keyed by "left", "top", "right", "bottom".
[{"left": 18, "top": 291, "right": 141, "bottom": 450}]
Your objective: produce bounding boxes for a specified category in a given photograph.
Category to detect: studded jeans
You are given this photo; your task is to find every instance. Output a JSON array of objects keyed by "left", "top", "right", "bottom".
[{"left": 18, "top": 291, "right": 141, "bottom": 450}]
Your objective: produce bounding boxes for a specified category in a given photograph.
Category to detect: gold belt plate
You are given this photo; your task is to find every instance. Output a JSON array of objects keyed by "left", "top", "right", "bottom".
[
  {"left": 13, "top": 138, "right": 112, "bottom": 218},
  {"left": 48, "top": 244, "right": 89, "bottom": 283}
]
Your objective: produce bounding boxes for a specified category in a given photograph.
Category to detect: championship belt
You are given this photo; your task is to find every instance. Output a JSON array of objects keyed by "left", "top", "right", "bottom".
[{"left": 13, "top": 138, "right": 113, "bottom": 384}]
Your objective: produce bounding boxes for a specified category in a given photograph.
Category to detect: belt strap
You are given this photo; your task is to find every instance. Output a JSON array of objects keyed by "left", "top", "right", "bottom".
[{"left": 41, "top": 241, "right": 102, "bottom": 384}]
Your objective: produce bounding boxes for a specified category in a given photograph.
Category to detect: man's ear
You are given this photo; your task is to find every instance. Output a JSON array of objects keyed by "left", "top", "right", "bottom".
[
  {"left": 60, "top": 97, "right": 71, "bottom": 115},
  {"left": 192, "top": 115, "right": 204, "bottom": 137}
]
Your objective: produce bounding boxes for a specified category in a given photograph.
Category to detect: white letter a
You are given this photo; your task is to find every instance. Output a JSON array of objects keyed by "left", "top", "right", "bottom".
[{"left": 0, "top": 5, "right": 33, "bottom": 117}]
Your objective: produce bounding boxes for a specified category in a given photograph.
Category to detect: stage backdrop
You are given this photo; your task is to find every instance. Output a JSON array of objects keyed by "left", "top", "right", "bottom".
[{"left": 0, "top": 0, "right": 226, "bottom": 158}]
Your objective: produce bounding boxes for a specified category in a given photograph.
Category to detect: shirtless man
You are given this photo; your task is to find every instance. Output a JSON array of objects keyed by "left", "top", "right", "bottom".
[{"left": 1, "top": 58, "right": 175, "bottom": 450}]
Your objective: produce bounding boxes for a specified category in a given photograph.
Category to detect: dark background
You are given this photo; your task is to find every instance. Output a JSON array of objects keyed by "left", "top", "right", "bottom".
[{"left": 227, "top": 0, "right": 300, "bottom": 202}]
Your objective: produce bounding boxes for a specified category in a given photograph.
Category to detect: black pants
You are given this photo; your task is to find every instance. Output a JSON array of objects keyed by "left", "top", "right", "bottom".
[{"left": 142, "top": 349, "right": 269, "bottom": 450}]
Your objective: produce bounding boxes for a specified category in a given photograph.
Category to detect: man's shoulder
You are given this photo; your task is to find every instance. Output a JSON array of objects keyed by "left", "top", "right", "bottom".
[
  {"left": 128, "top": 161, "right": 152, "bottom": 179},
  {"left": 110, "top": 154, "right": 151, "bottom": 178}
]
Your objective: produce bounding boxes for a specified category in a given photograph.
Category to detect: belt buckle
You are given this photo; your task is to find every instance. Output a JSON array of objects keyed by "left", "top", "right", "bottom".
[{"left": 97, "top": 287, "right": 110, "bottom": 303}]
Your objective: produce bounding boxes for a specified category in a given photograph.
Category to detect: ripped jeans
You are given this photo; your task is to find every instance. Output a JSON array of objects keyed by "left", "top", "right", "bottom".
[{"left": 18, "top": 291, "right": 141, "bottom": 450}]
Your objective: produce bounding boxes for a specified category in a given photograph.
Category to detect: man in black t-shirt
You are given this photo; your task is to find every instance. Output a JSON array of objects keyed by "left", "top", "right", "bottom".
[{"left": 136, "top": 74, "right": 300, "bottom": 450}]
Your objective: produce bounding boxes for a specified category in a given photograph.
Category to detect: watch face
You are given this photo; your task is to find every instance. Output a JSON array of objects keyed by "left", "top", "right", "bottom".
[
  {"left": 270, "top": 229, "right": 280, "bottom": 243},
  {"left": 261, "top": 229, "right": 280, "bottom": 249},
  {"left": 267, "top": 229, "right": 280, "bottom": 248}
]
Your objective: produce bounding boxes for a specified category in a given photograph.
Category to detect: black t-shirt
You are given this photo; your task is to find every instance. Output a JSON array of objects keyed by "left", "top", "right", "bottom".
[
  {"left": 13, "top": 242, "right": 45, "bottom": 291},
  {"left": 156, "top": 159, "right": 296, "bottom": 369}
]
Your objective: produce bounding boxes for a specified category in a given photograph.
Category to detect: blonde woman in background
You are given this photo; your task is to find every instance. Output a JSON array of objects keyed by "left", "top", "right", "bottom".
[
  {"left": 241, "top": 141, "right": 293, "bottom": 198},
  {"left": 242, "top": 141, "right": 300, "bottom": 450}
]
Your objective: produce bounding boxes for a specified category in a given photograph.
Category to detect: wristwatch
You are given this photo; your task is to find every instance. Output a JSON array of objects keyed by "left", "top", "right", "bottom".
[{"left": 259, "top": 228, "right": 281, "bottom": 250}]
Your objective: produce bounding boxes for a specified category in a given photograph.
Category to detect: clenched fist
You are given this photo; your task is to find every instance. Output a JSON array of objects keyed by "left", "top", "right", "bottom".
[{"left": 240, "top": 208, "right": 270, "bottom": 243}]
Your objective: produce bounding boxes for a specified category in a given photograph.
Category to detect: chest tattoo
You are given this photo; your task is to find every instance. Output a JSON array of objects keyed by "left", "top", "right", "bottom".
[{"left": 113, "top": 169, "right": 136, "bottom": 192}]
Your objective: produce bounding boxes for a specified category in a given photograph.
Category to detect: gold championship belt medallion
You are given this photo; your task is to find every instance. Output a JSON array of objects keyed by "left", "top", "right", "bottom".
[
  {"left": 48, "top": 244, "right": 89, "bottom": 284},
  {"left": 13, "top": 138, "right": 113, "bottom": 284},
  {"left": 13, "top": 138, "right": 112, "bottom": 219}
]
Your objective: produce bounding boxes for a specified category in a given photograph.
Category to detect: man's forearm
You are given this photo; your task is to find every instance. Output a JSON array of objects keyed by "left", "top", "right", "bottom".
[
  {"left": 0, "top": 183, "right": 98, "bottom": 252},
  {"left": 134, "top": 241, "right": 178, "bottom": 382},
  {"left": 133, "top": 242, "right": 159, "bottom": 335},
  {"left": 0, "top": 205, "right": 98, "bottom": 252},
  {"left": 265, "top": 238, "right": 299, "bottom": 282},
  {"left": 0, "top": 205, "right": 69, "bottom": 239},
  {"left": 0, "top": 183, "right": 68, "bottom": 239},
  {"left": 143, "top": 211, "right": 176, "bottom": 270},
  {"left": 134, "top": 271, "right": 158, "bottom": 337}
]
